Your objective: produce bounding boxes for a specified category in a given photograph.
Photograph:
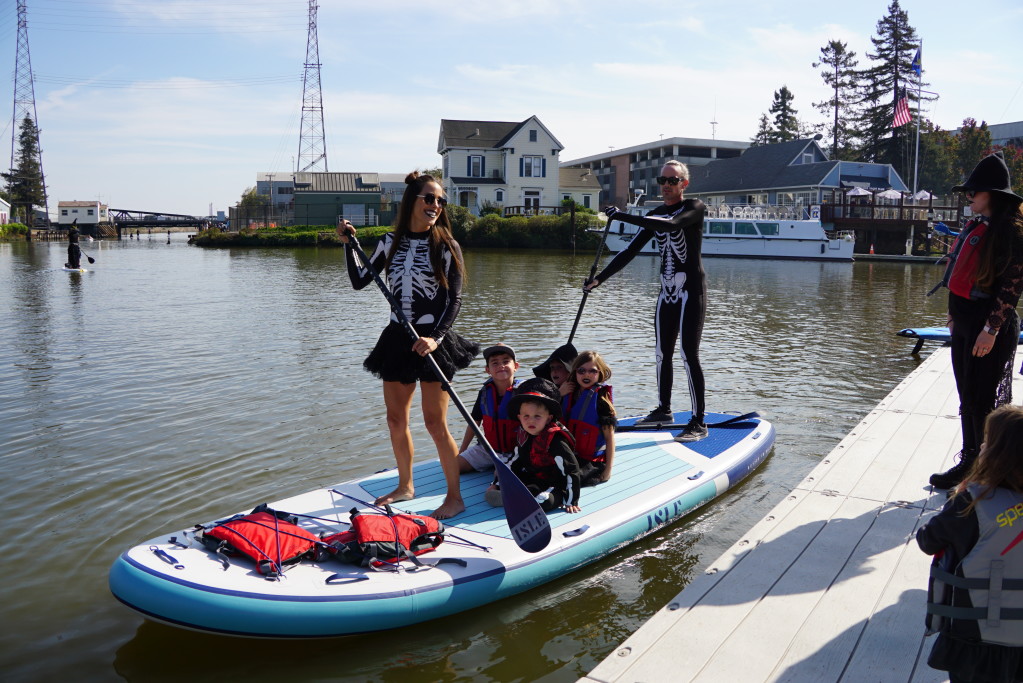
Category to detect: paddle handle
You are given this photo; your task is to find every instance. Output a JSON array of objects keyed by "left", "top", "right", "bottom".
[{"left": 567, "top": 219, "right": 613, "bottom": 345}]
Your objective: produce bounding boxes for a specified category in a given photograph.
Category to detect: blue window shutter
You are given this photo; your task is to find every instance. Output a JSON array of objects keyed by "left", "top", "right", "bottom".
[
  {"left": 541, "top": 158, "right": 546, "bottom": 178},
  {"left": 520, "top": 158, "right": 525, "bottom": 177},
  {"left": 466, "top": 157, "right": 471, "bottom": 176},
  {"left": 481, "top": 156, "right": 486, "bottom": 177}
]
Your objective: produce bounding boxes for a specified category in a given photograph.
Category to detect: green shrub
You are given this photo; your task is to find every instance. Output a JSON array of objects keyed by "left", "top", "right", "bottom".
[{"left": 0, "top": 222, "right": 29, "bottom": 239}]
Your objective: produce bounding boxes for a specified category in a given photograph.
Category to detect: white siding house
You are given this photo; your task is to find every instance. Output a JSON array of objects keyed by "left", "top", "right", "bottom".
[
  {"left": 57, "top": 200, "right": 109, "bottom": 226},
  {"left": 438, "top": 116, "right": 564, "bottom": 215}
]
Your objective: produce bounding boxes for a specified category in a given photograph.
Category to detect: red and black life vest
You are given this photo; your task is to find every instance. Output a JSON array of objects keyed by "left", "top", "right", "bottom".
[
  {"left": 515, "top": 422, "right": 576, "bottom": 486},
  {"left": 479, "top": 378, "right": 521, "bottom": 453},
  {"left": 323, "top": 507, "right": 445, "bottom": 568},
  {"left": 948, "top": 218, "right": 992, "bottom": 300},
  {"left": 199, "top": 507, "right": 324, "bottom": 578},
  {"left": 562, "top": 384, "right": 612, "bottom": 462}
]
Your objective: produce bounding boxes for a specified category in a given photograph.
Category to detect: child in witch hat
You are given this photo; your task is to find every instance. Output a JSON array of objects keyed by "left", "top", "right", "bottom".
[
  {"left": 532, "top": 343, "right": 577, "bottom": 396},
  {"left": 487, "top": 377, "right": 582, "bottom": 513},
  {"left": 928, "top": 152, "right": 1023, "bottom": 490}
]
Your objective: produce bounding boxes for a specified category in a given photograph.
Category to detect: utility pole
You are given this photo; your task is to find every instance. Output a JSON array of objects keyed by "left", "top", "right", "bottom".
[
  {"left": 297, "top": 0, "right": 328, "bottom": 172},
  {"left": 10, "top": 0, "right": 49, "bottom": 225}
]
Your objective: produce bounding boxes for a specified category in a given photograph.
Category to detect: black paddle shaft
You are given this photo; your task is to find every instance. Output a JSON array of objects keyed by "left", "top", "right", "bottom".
[{"left": 567, "top": 217, "right": 614, "bottom": 345}]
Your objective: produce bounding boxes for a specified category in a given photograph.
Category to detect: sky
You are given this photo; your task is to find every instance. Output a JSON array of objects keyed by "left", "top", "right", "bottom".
[{"left": 1, "top": 0, "right": 1021, "bottom": 217}]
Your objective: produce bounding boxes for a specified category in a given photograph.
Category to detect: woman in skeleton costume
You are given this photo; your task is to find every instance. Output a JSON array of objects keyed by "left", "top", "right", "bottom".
[
  {"left": 338, "top": 172, "right": 478, "bottom": 519},
  {"left": 585, "top": 160, "right": 709, "bottom": 442}
]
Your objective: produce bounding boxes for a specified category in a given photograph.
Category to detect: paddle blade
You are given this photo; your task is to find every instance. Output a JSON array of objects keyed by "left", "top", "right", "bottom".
[
  {"left": 492, "top": 457, "right": 551, "bottom": 553},
  {"left": 86, "top": 256, "right": 95, "bottom": 264}
]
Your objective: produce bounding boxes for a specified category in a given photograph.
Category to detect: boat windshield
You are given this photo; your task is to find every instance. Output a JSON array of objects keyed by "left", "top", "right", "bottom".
[
  {"left": 707, "top": 221, "right": 733, "bottom": 235},
  {"left": 759, "top": 222, "right": 780, "bottom": 236}
]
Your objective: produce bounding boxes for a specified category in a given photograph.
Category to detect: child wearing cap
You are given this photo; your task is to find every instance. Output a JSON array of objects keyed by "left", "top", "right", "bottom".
[
  {"left": 456, "top": 344, "right": 522, "bottom": 472},
  {"left": 500, "top": 378, "right": 582, "bottom": 513}
]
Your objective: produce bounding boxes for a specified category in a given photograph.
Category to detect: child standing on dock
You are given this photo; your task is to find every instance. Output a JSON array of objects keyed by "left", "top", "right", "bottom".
[
  {"left": 500, "top": 378, "right": 581, "bottom": 513},
  {"left": 561, "top": 350, "right": 617, "bottom": 485},
  {"left": 456, "top": 344, "right": 521, "bottom": 473},
  {"left": 918, "top": 404, "right": 1023, "bottom": 683}
]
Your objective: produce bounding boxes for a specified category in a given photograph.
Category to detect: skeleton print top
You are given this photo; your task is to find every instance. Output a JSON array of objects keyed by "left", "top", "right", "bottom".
[
  {"left": 345, "top": 230, "right": 464, "bottom": 341},
  {"left": 594, "top": 199, "right": 707, "bottom": 303}
]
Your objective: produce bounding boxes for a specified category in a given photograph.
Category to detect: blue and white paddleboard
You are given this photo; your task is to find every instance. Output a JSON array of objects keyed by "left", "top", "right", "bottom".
[
  {"left": 109, "top": 410, "right": 774, "bottom": 638},
  {"left": 897, "top": 326, "right": 1023, "bottom": 353},
  {"left": 62, "top": 267, "right": 87, "bottom": 272}
]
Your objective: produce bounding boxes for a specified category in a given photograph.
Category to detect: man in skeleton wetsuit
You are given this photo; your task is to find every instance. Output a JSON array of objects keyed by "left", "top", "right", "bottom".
[{"left": 584, "top": 160, "right": 708, "bottom": 442}]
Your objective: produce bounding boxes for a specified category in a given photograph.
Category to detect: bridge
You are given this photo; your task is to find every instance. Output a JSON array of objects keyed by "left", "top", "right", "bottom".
[{"left": 109, "top": 209, "right": 213, "bottom": 228}]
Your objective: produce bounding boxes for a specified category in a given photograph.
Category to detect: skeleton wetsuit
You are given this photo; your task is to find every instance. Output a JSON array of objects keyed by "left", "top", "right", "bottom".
[{"left": 594, "top": 199, "right": 707, "bottom": 418}]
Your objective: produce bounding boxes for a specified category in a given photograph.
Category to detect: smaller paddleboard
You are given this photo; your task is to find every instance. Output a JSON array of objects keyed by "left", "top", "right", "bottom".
[
  {"left": 62, "top": 267, "right": 87, "bottom": 273},
  {"left": 897, "top": 326, "right": 1023, "bottom": 354}
]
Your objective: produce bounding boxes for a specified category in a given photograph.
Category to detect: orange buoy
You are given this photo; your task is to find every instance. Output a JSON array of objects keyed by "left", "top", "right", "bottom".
[{"left": 869, "top": 243, "right": 875, "bottom": 254}]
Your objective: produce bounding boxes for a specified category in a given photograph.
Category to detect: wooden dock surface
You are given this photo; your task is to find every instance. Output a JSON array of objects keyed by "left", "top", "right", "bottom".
[{"left": 583, "top": 347, "right": 1022, "bottom": 683}]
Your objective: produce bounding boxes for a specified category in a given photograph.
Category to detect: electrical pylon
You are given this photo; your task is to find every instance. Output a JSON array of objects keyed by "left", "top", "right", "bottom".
[
  {"left": 297, "top": 0, "right": 327, "bottom": 173},
  {"left": 9, "top": 0, "right": 49, "bottom": 224}
]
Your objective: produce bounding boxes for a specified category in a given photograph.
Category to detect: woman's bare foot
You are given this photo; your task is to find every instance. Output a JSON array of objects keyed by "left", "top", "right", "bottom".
[
  {"left": 374, "top": 486, "right": 414, "bottom": 507},
  {"left": 430, "top": 495, "right": 465, "bottom": 520}
]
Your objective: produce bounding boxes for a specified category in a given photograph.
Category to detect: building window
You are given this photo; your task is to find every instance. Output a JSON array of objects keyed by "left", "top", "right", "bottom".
[
  {"left": 563, "top": 194, "right": 571, "bottom": 201},
  {"left": 521, "top": 155, "right": 544, "bottom": 178},
  {"left": 61, "top": 209, "right": 68, "bottom": 215},
  {"left": 529, "top": 129, "right": 537, "bottom": 142},
  {"left": 524, "top": 190, "right": 540, "bottom": 211},
  {"left": 583, "top": 195, "right": 591, "bottom": 208},
  {"left": 468, "top": 155, "right": 484, "bottom": 177},
  {"left": 88, "top": 209, "right": 94, "bottom": 215},
  {"left": 277, "top": 187, "right": 293, "bottom": 195},
  {"left": 72, "top": 209, "right": 79, "bottom": 214},
  {"left": 495, "top": 190, "right": 504, "bottom": 202}
]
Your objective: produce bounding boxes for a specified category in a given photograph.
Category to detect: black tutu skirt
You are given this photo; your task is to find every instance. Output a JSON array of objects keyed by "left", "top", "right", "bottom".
[
  {"left": 364, "top": 321, "right": 479, "bottom": 384},
  {"left": 928, "top": 632, "right": 1023, "bottom": 683}
]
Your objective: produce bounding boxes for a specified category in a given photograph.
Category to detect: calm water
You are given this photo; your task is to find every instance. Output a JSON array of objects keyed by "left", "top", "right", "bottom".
[{"left": 0, "top": 236, "right": 947, "bottom": 682}]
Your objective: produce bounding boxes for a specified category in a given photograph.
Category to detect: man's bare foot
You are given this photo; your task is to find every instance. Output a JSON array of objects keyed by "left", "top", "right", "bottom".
[
  {"left": 430, "top": 496, "right": 465, "bottom": 520},
  {"left": 374, "top": 486, "right": 414, "bottom": 507}
]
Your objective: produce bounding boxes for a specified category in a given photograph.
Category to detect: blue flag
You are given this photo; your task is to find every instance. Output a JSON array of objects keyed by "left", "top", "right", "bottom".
[{"left": 911, "top": 47, "right": 922, "bottom": 76}]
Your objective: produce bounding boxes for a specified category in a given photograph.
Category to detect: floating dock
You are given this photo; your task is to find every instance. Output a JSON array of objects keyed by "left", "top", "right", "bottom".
[{"left": 583, "top": 347, "right": 1022, "bottom": 683}]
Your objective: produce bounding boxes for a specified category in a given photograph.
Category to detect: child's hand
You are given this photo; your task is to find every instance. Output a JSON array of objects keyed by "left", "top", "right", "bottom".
[
  {"left": 560, "top": 380, "right": 576, "bottom": 396},
  {"left": 564, "top": 504, "right": 581, "bottom": 514},
  {"left": 599, "top": 471, "right": 612, "bottom": 483}
]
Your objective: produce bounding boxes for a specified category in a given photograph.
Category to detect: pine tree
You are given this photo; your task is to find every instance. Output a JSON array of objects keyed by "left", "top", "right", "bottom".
[
  {"left": 916, "top": 120, "right": 959, "bottom": 194},
  {"left": 769, "top": 86, "right": 800, "bottom": 143},
  {"left": 2, "top": 116, "right": 46, "bottom": 224},
  {"left": 856, "top": 0, "right": 926, "bottom": 182},
  {"left": 750, "top": 114, "right": 774, "bottom": 147},
  {"left": 812, "top": 40, "right": 859, "bottom": 159}
]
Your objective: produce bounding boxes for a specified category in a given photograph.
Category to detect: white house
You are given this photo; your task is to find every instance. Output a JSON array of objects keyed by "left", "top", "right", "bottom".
[
  {"left": 438, "top": 116, "right": 563, "bottom": 215},
  {"left": 558, "top": 167, "right": 601, "bottom": 210},
  {"left": 57, "top": 200, "right": 109, "bottom": 226},
  {"left": 0, "top": 196, "right": 9, "bottom": 224}
]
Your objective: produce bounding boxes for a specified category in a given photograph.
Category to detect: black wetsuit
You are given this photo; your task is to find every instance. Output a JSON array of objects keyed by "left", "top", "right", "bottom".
[
  {"left": 594, "top": 199, "right": 707, "bottom": 418},
  {"left": 67, "top": 229, "right": 81, "bottom": 269}
]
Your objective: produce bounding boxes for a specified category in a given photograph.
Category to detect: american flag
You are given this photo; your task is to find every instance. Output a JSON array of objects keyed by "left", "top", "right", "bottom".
[{"left": 892, "top": 89, "right": 911, "bottom": 128}]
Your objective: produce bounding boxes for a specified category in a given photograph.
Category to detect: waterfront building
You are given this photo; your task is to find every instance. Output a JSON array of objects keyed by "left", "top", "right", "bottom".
[
  {"left": 0, "top": 196, "right": 9, "bottom": 224},
  {"left": 561, "top": 137, "right": 749, "bottom": 208},
  {"left": 438, "top": 116, "right": 563, "bottom": 215},
  {"left": 558, "top": 167, "right": 601, "bottom": 210},
  {"left": 57, "top": 200, "right": 110, "bottom": 227}
]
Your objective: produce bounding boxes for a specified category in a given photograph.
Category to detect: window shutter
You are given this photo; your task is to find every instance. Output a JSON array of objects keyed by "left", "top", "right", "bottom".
[
  {"left": 520, "top": 158, "right": 525, "bottom": 177},
  {"left": 466, "top": 157, "right": 471, "bottom": 176},
  {"left": 541, "top": 158, "right": 546, "bottom": 178},
  {"left": 481, "top": 156, "right": 486, "bottom": 178}
]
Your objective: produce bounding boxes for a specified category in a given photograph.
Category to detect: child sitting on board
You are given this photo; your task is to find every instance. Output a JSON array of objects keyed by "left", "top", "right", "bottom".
[
  {"left": 532, "top": 343, "right": 578, "bottom": 397},
  {"left": 488, "top": 377, "right": 582, "bottom": 513},
  {"left": 456, "top": 344, "right": 521, "bottom": 473},
  {"left": 917, "top": 404, "right": 1023, "bottom": 683},
  {"left": 562, "top": 350, "right": 617, "bottom": 486}
]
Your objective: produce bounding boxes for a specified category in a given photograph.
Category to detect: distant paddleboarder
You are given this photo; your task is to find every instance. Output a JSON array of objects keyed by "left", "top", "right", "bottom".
[{"left": 65, "top": 221, "right": 82, "bottom": 270}]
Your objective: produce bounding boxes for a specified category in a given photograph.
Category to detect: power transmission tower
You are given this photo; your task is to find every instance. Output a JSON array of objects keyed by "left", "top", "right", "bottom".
[
  {"left": 297, "top": 0, "right": 327, "bottom": 172},
  {"left": 10, "top": 0, "right": 49, "bottom": 224}
]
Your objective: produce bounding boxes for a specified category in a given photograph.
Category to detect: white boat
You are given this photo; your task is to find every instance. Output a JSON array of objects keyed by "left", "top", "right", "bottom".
[
  {"left": 602, "top": 205, "right": 855, "bottom": 261},
  {"left": 109, "top": 410, "right": 773, "bottom": 638}
]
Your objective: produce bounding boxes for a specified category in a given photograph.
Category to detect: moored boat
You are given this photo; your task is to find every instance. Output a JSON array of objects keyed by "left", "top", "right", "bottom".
[
  {"left": 109, "top": 410, "right": 774, "bottom": 638},
  {"left": 601, "top": 204, "right": 855, "bottom": 261}
]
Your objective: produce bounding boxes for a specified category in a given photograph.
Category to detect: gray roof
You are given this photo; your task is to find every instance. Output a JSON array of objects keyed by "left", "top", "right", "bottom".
[
  {"left": 439, "top": 119, "right": 520, "bottom": 151},
  {"left": 687, "top": 139, "right": 840, "bottom": 193},
  {"left": 292, "top": 172, "right": 382, "bottom": 193},
  {"left": 559, "top": 167, "right": 602, "bottom": 191}
]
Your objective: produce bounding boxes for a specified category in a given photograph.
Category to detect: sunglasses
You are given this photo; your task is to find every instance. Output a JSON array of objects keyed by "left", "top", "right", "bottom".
[
  {"left": 576, "top": 367, "right": 600, "bottom": 374},
  {"left": 656, "top": 176, "right": 685, "bottom": 186},
  {"left": 417, "top": 193, "right": 448, "bottom": 207},
  {"left": 965, "top": 190, "right": 976, "bottom": 199}
]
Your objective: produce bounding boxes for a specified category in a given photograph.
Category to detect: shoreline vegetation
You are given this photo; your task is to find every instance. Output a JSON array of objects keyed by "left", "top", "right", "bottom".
[
  {"left": 0, "top": 223, "right": 30, "bottom": 240},
  {"left": 189, "top": 208, "right": 607, "bottom": 250}
]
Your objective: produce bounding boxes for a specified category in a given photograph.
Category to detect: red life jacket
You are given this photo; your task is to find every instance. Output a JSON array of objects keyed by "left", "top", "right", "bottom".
[
  {"left": 949, "top": 219, "right": 991, "bottom": 300},
  {"left": 479, "top": 378, "right": 521, "bottom": 453},
  {"left": 562, "top": 384, "right": 612, "bottom": 462},
  {"left": 515, "top": 422, "right": 576, "bottom": 485},
  {"left": 323, "top": 508, "right": 444, "bottom": 568},
  {"left": 200, "top": 510, "right": 322, "bottom": 578}
]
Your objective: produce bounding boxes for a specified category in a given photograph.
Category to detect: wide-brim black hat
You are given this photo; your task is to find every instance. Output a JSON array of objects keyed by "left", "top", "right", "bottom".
[
  {"left": 532, "top": 343, "right": 578, "bottom": 380},
  {"left": 952, "top": 153, "right": 1023, "bottom": 204},
  {"left": 507, "top": 377, "right": 562, "bottom": 420}
]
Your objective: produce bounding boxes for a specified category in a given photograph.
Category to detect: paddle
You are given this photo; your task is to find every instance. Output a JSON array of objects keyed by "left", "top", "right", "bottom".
[
  {"left": 567, "top": 210, "right": 614, "bottom": 345},
  {"left": 344, "top": 233, "right": 552, "bottom": 554},
  {"left": 616, "top": 411, "right": 761, "bottom": 432}
]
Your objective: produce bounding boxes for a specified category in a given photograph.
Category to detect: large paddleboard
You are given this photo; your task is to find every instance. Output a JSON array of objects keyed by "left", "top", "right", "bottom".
[
  {"left": 897, "top": 326, "right": 1023, "bottom": 353},
  {"left": 109, "top": 410, "right": 774, "bottom": 638}
]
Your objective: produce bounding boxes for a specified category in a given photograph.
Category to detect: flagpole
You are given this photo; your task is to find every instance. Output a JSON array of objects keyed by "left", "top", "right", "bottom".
[{"left": 912, "top": 42, "right": 922, "bottom": 195}]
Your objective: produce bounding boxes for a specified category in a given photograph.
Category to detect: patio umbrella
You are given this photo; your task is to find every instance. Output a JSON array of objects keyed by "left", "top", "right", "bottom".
[
  {"left": 846, "top": 187, "right": 871, "bottom": 197},
  {"left": 877, "top": 189, "right": 903, "bottom": 200},
  {"left": 913, "top": 190, "right": 935, "bottom": 200}
]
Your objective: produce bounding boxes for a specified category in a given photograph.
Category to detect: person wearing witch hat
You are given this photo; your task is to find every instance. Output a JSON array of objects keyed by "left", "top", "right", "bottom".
[
  {"left": 493, "top": 377, "right": 582, "bottom": 513},
  {"left": 928, "top": 152, "right": 1023, "bottom": 489},
  {"left": 532, "top": 342, "right": 577, "bottom": 394},
  {"left": 65, "top": 220, "right": 82, "bottom": 270}
]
